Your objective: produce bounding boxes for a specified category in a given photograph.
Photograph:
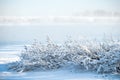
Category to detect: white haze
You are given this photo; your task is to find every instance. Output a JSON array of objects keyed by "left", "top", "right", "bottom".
[{"left": 0, "top": 23, "right": 120, "bottom": 43}]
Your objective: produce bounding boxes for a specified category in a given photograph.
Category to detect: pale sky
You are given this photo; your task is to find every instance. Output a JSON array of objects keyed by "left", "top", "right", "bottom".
[{"left": 0, "top": 0, "right": 120, "bottom": 16}]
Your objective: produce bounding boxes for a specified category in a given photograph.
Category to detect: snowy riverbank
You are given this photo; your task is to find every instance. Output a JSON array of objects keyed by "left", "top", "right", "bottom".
[{"left": 0, "top": 43, "right": 120, "bottom": 80}]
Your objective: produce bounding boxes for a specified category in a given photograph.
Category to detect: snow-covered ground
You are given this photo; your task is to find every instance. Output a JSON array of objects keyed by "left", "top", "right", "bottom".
[
  {"left": 0, "top": 69, "right": 116, "bottom": 80},
  {"left": 0, "top": 44, "right": 120, "bottom": 80}
]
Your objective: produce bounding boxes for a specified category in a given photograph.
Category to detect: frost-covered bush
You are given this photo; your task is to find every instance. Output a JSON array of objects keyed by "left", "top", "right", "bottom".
[{"left": 9, "top": 37, "right": 120, "bottom": 74}]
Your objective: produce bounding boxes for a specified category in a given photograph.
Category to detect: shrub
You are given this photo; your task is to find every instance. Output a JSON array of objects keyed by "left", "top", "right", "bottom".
[{"left": 9, "top": 37, "right": 120, "bottom": 73}]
